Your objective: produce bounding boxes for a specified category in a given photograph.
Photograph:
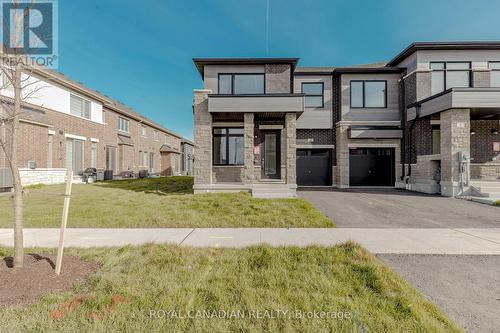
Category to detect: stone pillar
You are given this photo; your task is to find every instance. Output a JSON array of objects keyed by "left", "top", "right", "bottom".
[
  {"left": 193, "top": 90, "right": 212, "bottom": 187},
  {"left": 335, "top": 123, "right": 349, "bottom": 188},
  {"left": 243, "top": 113, "right": 254, "bottom": 184},
  {"left": 285, "top": 113, "right": 296, "bottom": 185},
  {"left": 440, "top": 108, "right": 470, "bottom": 197}
]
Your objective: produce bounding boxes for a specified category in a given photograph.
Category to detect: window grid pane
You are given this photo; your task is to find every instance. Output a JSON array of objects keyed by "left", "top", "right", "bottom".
[
  {"left": 350, "top": 81, "right": 364, "bottom": 107},
  {"left": 491, "top": 71, "right": 500, "bottom": 87},
  {"left": 305, "top": 96, "right": 323, "bottom": 107},
  {"left": 302, "top": 83, "right": 323, "bottom": 94},
  {"left": 219, "top": 75, "right": 232, "bottom": 94},
  {"left": 234, "top": 74, "right": 264, "bottom": 94},
  {"left": 364, "top": 82, "right": 386, "bottom": 108}
]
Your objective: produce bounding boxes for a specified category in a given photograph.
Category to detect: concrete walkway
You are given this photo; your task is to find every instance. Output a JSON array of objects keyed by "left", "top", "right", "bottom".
[{"left": 1, "top": 228, "right": 500, "bottom": 254}]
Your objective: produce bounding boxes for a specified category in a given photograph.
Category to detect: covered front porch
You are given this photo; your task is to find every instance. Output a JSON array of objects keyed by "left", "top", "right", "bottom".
[
  {"left": 193, "top": 90, "right": 303, "bottom": 198},
  {"left": 405, "top": 88, "right": 500, "bottom": 197}
]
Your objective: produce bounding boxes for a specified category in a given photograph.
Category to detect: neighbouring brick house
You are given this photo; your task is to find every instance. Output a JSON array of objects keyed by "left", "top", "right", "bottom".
[
  {"left": 192, "top": 41, "right": 500, "bottom": 198},
  {"left": 0, "top": 66, "right": 187, "bottom": 187}
]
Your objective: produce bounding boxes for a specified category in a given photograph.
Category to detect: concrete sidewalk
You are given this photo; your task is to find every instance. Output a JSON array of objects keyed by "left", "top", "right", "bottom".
[{"left": 1, "top": 228, "right": 500, "bottom": 254}]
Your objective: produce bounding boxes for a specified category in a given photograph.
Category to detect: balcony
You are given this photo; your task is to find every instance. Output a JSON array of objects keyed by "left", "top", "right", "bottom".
[
  {"left": 407, "top": 87, "right": 500, "bottom": 120},
  {"left": 208, "top": 93, "right": 304, "bottom": 114}
]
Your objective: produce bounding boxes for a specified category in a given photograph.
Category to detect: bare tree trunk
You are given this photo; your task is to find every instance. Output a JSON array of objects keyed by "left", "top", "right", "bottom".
[{"left": 9, "top": 63, "right": 23, "bottom": 268}]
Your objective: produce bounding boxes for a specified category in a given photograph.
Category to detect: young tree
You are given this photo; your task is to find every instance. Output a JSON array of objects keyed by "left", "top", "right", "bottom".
[{"left": 0, "top": 2, "right": 47, "bottom": 268}]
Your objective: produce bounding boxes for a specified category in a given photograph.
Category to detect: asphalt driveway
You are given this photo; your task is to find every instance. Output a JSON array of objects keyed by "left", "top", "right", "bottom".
[
  {"left": 299, "top": 188, "right": 500, "bottom": 228},
  {"left": 379, "top": 254, "right": 500, "bottom": 333}
]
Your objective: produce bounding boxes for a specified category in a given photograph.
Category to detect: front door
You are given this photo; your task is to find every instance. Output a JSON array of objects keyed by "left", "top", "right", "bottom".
[{"left": 261, "top": 130, "right": 281, "bottom": 179}]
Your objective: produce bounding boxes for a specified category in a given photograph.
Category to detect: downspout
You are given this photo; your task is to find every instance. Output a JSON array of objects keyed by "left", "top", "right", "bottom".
[{"left": 399, "top": 76, "right": 406, "bottom": 181}]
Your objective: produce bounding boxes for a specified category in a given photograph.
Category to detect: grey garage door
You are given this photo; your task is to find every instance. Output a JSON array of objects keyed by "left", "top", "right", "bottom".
[
  {"left": 297, "top": 149, "right": 331, "bottom": 186},
  {"left": 349, "top": 148, "right": 395, "bottom": 186}
]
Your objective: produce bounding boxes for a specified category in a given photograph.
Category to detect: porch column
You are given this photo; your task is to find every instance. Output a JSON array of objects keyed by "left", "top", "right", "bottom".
[
  {"left": 285, "top": 113, "right": 296, "bottom": 185},
  {"left": 440, "top": 108, "right": 470, "bottom": 196},
  {"left": 193, "top": 90, "right": 212, "bottom": 186},
  {"left": 335, "top": 123, "right": 349, "bottom": 188},
  {"left": 243, "top": 113, "right": 254, "bottom": 184}
]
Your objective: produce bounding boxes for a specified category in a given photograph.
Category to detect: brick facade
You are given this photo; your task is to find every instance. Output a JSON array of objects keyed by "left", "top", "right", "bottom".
[
  {"left": 1, "top": 102, "right": 182, "bottom": 178},
  {"left": 470, "top": 120, "right": 500, "bottom": 163},
  {"left": 265, "top": 64, "right": 291, "bottom": 93}
]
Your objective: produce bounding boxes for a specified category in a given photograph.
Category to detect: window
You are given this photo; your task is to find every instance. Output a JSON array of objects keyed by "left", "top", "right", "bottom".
[
  {"left": 66, "top": 139, "right": 84, "bottom": 175},
  {"left": 70, "top": 94, "right": 91, "bottom": 119},
  {"left": 153, "top": 130, "right": 158, "bottom": 141},
  {"left": 432, "top": 125, "right": 441, "bottom": 155},
  {"left": 118, "top": 117, "right": 129, "bottom": 133},
  {"left": 47, "top": 135, "right": 53, "bottom": 168},
  {"left": 140, "top": 124, "right": 147, "bottom": 137},
  {"left": 218, "top": 74, "right": 265, "bottom": 94},
  {"left": 143, "top": 151, "right": 148, "bottom": 167},
  {"left": 430, "top": 62, "right": 471, "bottom": 95},
  {"left": 1, "top": 72, "right": 13, "bottom": 94},
  {"left": 106, "top": 146, "right": 116, "bottom": 171},
  {"left": 350, "top": 81, "right": 386, "bottom": 108},
  {"left": 212, "top": 127, "right": 244, "bottom": 165},
  {"left": 102, "top": 110, "right": 106, "bottom": 123},
  {"left": 302, "top": 82, "right": 324, "bottom": 108},
  {"left": 91, "top": 142, "right": 97, "bottom": 168},
  {"left": 489, "top": 62, "right": 500, "bottom": 87}
]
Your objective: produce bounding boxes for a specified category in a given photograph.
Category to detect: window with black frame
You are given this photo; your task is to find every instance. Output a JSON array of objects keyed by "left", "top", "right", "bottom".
[
  {"left": 350, "top": 81, "right": 386, "bottom": 108},
  {"left": 430, "top": 62, "right": 471, "bottom": 95},
  {"left": 213, "top": 128, "right": 244, "bottom": 165},
  {"left": 489, "top": 62, "right": 500, "bottom": 87},
  {"left": 218, "top": 74, "right": 265, "bottom": 94},
  {"left": 302, "top": 82, "right": 324, "bottom": 108}
]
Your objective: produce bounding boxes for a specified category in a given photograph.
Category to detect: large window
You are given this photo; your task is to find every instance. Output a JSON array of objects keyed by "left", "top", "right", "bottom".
[
  {"left": 430, "top": 62, "right": 471, "bottom": 95},
  {"left": 70, "top": 94, "right": 91, "bottom": 119},
  {"left": 218, "top": 74, "right": 265, "bottom": 94},
  {"left": 350, "top": 81, "right": 386, "bottom": 108},
  {"left": 118, "top": 117, "right": 129, "bottom": 133},
  {"left": 490, "top": 62, "right": 500, "bottom": 87},
  {"left": 213, "top": 128, "right": 244, "bottom": 165},
  {"left": 302, "top": 82, "right": 324, "bottom": 108}
]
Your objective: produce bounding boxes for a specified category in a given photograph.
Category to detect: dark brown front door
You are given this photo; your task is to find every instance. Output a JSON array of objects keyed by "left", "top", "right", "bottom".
[{"left": 261, "top": 130, "right": 281, "bottom": 179}]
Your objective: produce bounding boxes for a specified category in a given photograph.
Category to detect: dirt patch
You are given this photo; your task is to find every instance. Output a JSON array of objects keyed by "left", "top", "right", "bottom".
[{"left": 0, "top": 253, "right": 100, "bottom": 306}]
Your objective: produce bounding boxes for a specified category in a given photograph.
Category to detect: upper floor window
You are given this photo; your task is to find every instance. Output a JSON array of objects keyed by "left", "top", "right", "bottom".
[
  {"left": 118, "top": 117, "right": 129, "bottom": 133},
  {"left": 153, "top": 130, "right": 158, "bottom": 141},
  {"left": 218, "top": 74, "right": 265, "bottom": 94},
  {"left": 140, "top": 124, "right": 147, "bottom": 137},
  {"left": 302, "top": 82, "right": 324, "bottom": 108},
  {"left": 350, "top": 81, "right": 386, "bottom": 108},
  {"left": 70, "top": 94, "right": 91, "bottom": 119},
  {"left": 430, "top": 62, "right": 471, "bottom": 95},
  {"left": 213, "top": 127, "right": 244, "bottom": 165},
  {"left": 489, "top": 62, "right": 500, "bottom": 87}
]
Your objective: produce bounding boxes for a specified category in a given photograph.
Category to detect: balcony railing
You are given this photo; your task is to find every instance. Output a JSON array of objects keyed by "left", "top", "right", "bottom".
[{"left": 208, "top": 93, "right": 304, "bottom": 113}]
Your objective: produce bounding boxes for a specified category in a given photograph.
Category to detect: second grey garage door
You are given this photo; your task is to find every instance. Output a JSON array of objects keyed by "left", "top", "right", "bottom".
[
  {"left": 297, "top": 149, "right": 331, "bottom": 186},
  {"left": 349, "top": 148, "right": 395, "bottom": 186}
]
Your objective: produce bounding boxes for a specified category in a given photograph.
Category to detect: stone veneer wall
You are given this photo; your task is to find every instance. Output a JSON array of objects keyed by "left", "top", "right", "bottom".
[
  {"left": 212, "top": 166, "right": 244, "bottom": 183},
  {"left": 470, "top": 163, "right": 500, "bottom": 180},
  {"left": 243, "top": 113, "right": 254, "bottom": 184},
  {"left": 335, "top": 124, "right": 349, "bottom": 188},
  {"left": 19, "top": 168, "right": 67, "bottom": 186},
  {"left": 193, "top": 90, "right": 212, "bottom": 185},
  {"left": 440, "top": 108, "right": 470, "bottom": 196},
  {"left": 285, "top": 113, "right": 296, "bottom": 185}
]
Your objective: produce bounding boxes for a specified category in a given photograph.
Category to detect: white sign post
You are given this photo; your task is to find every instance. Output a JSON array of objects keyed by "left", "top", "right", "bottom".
[{"left": 55, "top": 170, "right": 73, "bottom": 275}]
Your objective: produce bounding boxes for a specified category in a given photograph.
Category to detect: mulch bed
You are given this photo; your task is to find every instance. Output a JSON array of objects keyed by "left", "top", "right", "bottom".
[{"left": 0, "top": 253, "right": 100, "bottom": 306}]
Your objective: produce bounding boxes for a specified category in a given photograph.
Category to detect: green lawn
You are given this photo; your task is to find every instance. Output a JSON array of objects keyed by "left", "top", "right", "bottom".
[
  {"left": 0, "top": 177, "right": 333, "bottom": 228},
  {"left": 0, "top": 243, "right": 461, "bottom": 332}
]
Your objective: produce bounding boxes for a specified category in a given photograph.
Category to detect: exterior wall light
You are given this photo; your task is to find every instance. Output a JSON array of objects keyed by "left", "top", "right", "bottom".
[
  {"left": 492, "top": 129, "right": 499, "bottom": 135},
  {"left": 470, "top": 129, "right": 476, "bottom": 135}
]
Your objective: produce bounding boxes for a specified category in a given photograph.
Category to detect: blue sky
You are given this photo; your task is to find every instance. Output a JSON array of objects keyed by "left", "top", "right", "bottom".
[{"left": 59, "top": 0, "right": 500, "bottom": 139}]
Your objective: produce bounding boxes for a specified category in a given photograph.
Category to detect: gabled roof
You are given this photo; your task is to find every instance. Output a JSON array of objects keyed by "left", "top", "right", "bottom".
[
  {"left": 193, "top": 58, "right": 299, "bottom": 77},
  {"left": 387, "top": 41, "right": 500, "bottom": 66},
  {"left": 28, "top": 67, "right": 186, "bottom": 140}
]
